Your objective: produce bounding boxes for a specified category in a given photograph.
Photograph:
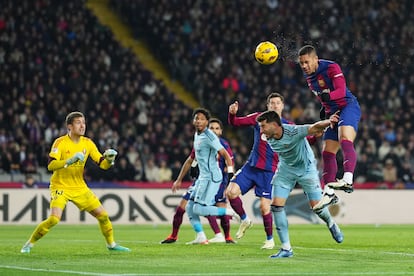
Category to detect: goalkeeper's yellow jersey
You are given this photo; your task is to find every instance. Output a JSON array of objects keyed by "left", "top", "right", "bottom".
[{"left": 49, "top": 134, "right": 108, "bottom": 191}]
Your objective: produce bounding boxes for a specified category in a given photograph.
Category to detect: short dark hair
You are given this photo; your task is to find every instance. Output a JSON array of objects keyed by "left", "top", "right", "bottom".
[
  {"left": 209, "top": 117, "right": 223, "bottom": 129},
  {"left": 192, "top": 107, "right": 211, "bottom": 121},
  {"left": 298, "top": 45, "right": 317, "bottom": 56},
  {"left": 65, "top": 111, "right": 84, "bottom": 125},
  {"left": 267, "top": 92, "right": 284, "bottom": 104},
  {"left": 256, "top": 110, "right": 282, "bottom": 126}
]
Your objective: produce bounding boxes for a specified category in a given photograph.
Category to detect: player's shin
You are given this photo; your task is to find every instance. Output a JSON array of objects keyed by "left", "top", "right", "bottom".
[
  {"left": 30, "top": 215, "right": 60, "bottom": 243},
  {"left": 322, "top": 151, "right": 337, "bottom": 184},
  {"left": 271, "top": 205, "right": 290, "bottom": 249},
  {"left": 314, "top": 207, "right": 334, "bottom": 227},
  {"left": 96, "top": 211, "right": 114, "bottom": 245}
]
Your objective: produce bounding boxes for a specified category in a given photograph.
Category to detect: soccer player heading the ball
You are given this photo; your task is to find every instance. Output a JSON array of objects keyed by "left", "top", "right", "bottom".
[
  {"left": 298, "top": 45, "right": 361, "bottom": 204},
  {"left": 256, "top": 110, "right": 344, "bottom": 258},
  {"left": 21, "top": 111, "right": 130, "bottom": 253}
]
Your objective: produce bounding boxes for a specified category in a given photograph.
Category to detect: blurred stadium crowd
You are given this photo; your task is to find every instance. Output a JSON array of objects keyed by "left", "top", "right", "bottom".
[{"left": 0, "top": 0, "right": 413, "bottom": 186}]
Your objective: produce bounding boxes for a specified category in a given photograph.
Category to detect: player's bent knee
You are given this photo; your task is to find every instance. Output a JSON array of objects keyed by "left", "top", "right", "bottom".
[
  {"left": 96, "top": 211, "right": 110, "bottom": 223},
  {"left": 226, "top": 189, "right": 240, "bottom": 199},
  {"left": 260, "top": 206, "right": 271, "bottom": 215},
  {"left": 47, "top": 215, "right": 60, "bottom": 227},
  {"left": 271, "top": 205, "right": 284, "bottom": 213},
  {"left": 193, "top": 203, "right": 206, "bottom": 216}
]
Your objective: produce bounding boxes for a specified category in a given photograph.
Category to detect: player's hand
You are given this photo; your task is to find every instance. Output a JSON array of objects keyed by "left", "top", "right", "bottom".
[
  {"left": 320, "top": 92, "right": 330, "bottom": 102},
  {"left": 103, "top": 149, "right": 118, "bottom": 165},
  {"left": 329, "top": 111, "right": 340, "bottom": 128},
  {"left": 172, "top": 180, "right": 182, "bottom": 193},
  {"left": 229, "top": 101, "right": 239, "bottom": 115},
  {"left": 319, "top": 106, "right": 326, "bottom": 120},
  {"left": 65, "top": 152, "right": 85, "bottom": 166}
]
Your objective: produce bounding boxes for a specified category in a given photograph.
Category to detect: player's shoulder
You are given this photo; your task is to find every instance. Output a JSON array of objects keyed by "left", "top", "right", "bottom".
[
  {"left": 282, "top": 123, "right": 297, "bottom": 130},
  {"left": 320, "top": 59, "right": 342, "bottom": 71},
  {"left": 219, "top": 136, "right": 229, "bottom": 144},
  {"left": 219, "top": 137, "right": 230, "bottom": 147},
  {"left": 50, "top": 136, "right": 63, "bottom": 154},
  {"left": 205, "top": 128, "right": 218, "bottom": 140},
  {"left": 282, "top": 124, "right": 301, "bottom": 135},
  {"left": 80, "top": 136, "right": 92, "bottom": 142},
  {"left": 319, "top": 59, "right": 336, "bottom": 65},
  {"left": 54, "top": 135, "right": 66, "bottom": 143},
  {"left": 52, "top": 135, "right": 68, "bottom": 146}
]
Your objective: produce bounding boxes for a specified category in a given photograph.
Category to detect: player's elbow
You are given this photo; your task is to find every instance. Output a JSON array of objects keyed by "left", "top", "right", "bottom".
[{"left": 47, "top": 158, "right": 60, "bottom": 171}]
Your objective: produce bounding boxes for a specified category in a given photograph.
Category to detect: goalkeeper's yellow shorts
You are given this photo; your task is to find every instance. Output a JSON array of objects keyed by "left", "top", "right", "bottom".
[{"left": 49, "top": 187, "right": 102, "bottom": 212}]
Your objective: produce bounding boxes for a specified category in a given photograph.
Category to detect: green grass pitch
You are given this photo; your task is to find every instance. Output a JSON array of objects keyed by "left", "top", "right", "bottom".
[{"left": 1, "top": 224, "right": 413, "bottom": 275}]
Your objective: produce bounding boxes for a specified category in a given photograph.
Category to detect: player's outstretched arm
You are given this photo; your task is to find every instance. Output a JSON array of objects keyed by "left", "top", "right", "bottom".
[
  {"left": 172, "top": 155, "right": 194, "bottom": 193},
  {"left": 308, "top": 112, "right": 339, "bottom": 135},
  {"left": 48, "top": 152, "right": 85, "bottom": 171}
]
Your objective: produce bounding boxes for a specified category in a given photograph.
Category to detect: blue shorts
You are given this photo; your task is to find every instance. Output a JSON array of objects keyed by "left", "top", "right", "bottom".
[
  {"left": 232, "top": 164, "right": 273, "bottom": 199},
  {"left": 324, "top": 101, "right": 361, "bottom": 141},
  {"left": 184, "top": 179, "right": 227, "bottom": 203},
  {"left": 192, "top": 178, "right": 221, "bottom": 206},
  {"left": 182, "top": 182, "right": 195, "bottom": 201},
  {"left": 272, "top": 164, "right": 322, "bottom": 201},
  {"left": 215, "top": 177, "right": 227, "bottom": 203}
]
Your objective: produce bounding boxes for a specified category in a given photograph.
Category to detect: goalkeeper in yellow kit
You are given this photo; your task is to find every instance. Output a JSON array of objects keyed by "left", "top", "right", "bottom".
[{"left": 21, "top": 111, "right": 130, "bottom": 253}]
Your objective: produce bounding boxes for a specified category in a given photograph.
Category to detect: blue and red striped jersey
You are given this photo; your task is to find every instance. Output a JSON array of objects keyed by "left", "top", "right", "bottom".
[
  {"left": 229, "top": 112, "right": 291, "bottom": 172},
  {"left": 303, "top": 59, "right": 357, "bottom": 115}
]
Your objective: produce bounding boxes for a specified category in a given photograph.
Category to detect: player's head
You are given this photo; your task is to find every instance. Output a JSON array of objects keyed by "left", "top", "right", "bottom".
[
  {"left": 66, "top": 111, "right": 86, "bottom": 136},
  {"left": 192, "top": 108, "right": 211, "bottom": 133},
  {"left": 209, "top": 118, "right": 223, "bottom": 137},
  {"left": 298, "top": 45, "right": 319, "bottom": 75},
  {"left": 256, "top": 110, "right": 282, "bottom": 139},
  {"left": 66, "top": 111, "right": 84, "bottom": 125},
  {"left": 266, "top": 92, "right": 285, "bottom": 116}
]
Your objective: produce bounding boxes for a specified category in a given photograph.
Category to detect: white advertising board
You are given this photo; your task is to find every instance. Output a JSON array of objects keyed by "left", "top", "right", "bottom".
[{"left": 0, "top": 189, "right": 412, "bottom": 225}]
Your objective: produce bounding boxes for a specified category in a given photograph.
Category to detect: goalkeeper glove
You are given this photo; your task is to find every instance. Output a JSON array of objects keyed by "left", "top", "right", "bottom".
[
  {"left": 103, "top": 149, "right": 118, "bottom": 165},
  {"left": 65, "top": 152, "right": 85, "bottom": 167},
  {"left": 320, "top": 92, "right": 330, "bottom": 102}
]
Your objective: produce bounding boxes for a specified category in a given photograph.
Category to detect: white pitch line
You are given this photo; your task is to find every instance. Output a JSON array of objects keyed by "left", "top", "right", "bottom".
[
  {"left": 294, "top": 246, "right": 414, "bottom": 257},
  {"left": 1, "top": 265, "right": 414, "bottom": 276}
]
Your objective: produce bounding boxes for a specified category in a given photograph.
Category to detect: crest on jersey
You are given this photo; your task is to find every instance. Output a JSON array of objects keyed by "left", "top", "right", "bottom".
[{"left": 318, "top": 79, "right": 325, "bottom": 87}]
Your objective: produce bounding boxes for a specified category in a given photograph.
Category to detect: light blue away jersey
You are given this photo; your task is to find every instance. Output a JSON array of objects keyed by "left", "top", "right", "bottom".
[
  {"left": 194, "top": 127, "right": 224, "bottom": 182},
  {"left": 266, "top": 124, "right": 316, "bottom": 171}
]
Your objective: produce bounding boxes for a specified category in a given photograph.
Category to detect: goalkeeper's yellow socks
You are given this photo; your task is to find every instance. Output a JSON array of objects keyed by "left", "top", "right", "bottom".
[
  {"left": 96, "top": 211, "right": 115, "bottom": 245},
  {"left": 30, "top": 215, "right": 60, "bottom": 243}
]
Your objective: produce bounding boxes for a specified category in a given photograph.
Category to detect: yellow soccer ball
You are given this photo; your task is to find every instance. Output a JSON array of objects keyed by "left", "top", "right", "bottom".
[{"left": 254, "top": 41, "right": 279, "bottom": 65}]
